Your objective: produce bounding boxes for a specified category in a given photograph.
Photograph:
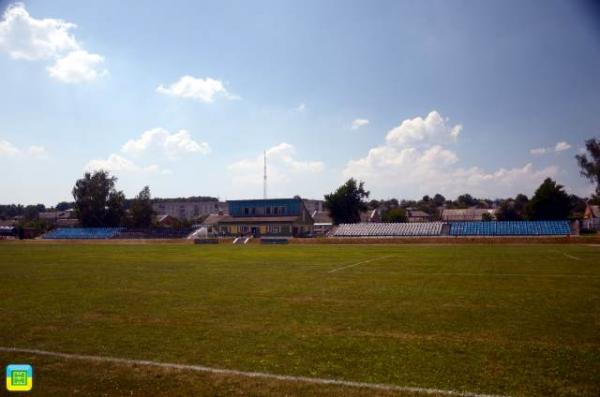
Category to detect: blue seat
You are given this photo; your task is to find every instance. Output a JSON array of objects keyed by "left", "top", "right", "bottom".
[
  {"left": 43, "top": 228, "right": 122, "bottom": 239},
  {"left": 449, "top": 221, "right": 570, "bottom": 236}
]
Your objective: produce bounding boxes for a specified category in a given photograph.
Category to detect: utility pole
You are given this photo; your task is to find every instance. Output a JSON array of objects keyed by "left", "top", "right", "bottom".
[{"left": 263, "top": 150, "right": 267, "bottom": 199}]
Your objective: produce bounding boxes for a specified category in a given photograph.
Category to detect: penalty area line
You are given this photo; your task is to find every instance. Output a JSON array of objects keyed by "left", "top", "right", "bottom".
[
  {"left": 0, "top": 347, "right": 509, "bottom": 397},
  {"left": 327, "top": 255, "right": 396, "bottom": 273}
]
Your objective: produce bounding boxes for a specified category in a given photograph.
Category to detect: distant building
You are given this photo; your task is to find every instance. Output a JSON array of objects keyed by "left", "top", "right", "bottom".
[
  {"left": 312, "top": 210, "right": 333, "bottom": 235},
  {"left": 152, "top": 200, "right": 227, "bottom": 221},
  {"left": 39, "top": 210, "right": 79, "bottom": 227},
  {"left": 217, "top": 198, "right": 314, "bottom": 237},
  {"left": 441, "top": 208, "right": 496, "bottom": 221},
  {"left": 198, "top": 213, "right": 228, "bottom": 234},
  {"left": 155, "top": 214, "right": 179, "bottom": 228},
  {"left": 360, "top": 209, "right": 381, "bottom": 223},
  {"left": 302, "top": 199, "right": 326, "bottom": 213},
  {"left": 583, "top": 204, "right": 600, "bottom": 230},
  {"left": 406, "top": 209, "right": 432, "bottom": 223}
]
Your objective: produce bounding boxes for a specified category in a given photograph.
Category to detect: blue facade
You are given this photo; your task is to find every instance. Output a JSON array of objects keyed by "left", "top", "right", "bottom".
[{"left": 227, "top": 198, "right": 303, "bottom": 217}]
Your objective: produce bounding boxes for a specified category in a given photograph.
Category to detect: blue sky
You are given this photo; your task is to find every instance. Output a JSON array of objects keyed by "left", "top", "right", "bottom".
[{"left": 0, "top": 0, "right": 599, "bottom": 205}]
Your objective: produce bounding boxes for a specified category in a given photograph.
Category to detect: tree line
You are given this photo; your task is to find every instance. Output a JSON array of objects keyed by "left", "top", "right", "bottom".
[{"left": 325, "top": 138, "right": 600, "bottom": 225}]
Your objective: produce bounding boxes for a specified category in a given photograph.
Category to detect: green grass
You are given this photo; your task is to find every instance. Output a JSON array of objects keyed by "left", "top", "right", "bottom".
[{"left": 1, "top": 242, "right": 599, "bottom": 396}]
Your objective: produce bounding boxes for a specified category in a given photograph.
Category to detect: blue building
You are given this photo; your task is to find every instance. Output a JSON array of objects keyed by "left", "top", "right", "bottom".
[{"left": 217, "top": 198, "right": 314, "bottom": 236}]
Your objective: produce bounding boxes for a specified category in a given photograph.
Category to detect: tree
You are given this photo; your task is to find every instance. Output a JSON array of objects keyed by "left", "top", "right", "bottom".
[
  {"left": 496, "top": 194, "right": 529, "bottom": 221},
  {"left": 432, "top": 194, "right": 446, "bottom": 207},
  {"left": 72, "top": 171, "right": 126, "bottom": 227},
  {"left": 23, "top": 205, "right": 41, "bottom": 221},
  {"left": 481, "top": 212, "right": 493, "bottom": 221},
  {"left": 105, "top": 190, "right": 126, "bottom": 227},
  {"left": 526, "top": 178, "right": 571, "bottom": 220},
  {"left": 324, "top": 178, "right": 369, "bottom": 224},
  {"left": 382, "top": 207, "right": 408, "bottom": 223},
  {"left": 56, "top": 201, "right": 73, "bottom": 211},
  {"left": 455, "top": 194, "right": 478, "bottom": 208},
  {"left": 367, "top": 199, "right": 381, "bottom": 210},
  {"left": 568, "top": 194, "right": 587, "bottom": 219},
  {"left": 130, "top": 186, "right": 154, "bottom": 228},
  {"left": 575, "top": 138, "right": 600, "bottom": 197}
]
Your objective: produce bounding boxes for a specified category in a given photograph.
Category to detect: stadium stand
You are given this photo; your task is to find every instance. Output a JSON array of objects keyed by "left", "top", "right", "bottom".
[
  {"left": 115, "top": 228, "right": 194, "bottom": 239},
  {"left": 43, "top": 228, "right": 122, "bottom": 239},
  {"left": 449, "top": 221, "right": 571, "bottom": 236},
  {"left": 332, "top": 222, "right": 444, "bottom": 237}
]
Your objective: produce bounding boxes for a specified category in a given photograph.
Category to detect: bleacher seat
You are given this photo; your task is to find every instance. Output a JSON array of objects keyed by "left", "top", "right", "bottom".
[
  {"left": 331, "top": 222, "right": 443, "bottom": 237},
  {"left": 448, "top": 221, "right": 570, "bottom": 236},
  {"left": 43, "top": 228, "right": 122, "bottom": 240}
]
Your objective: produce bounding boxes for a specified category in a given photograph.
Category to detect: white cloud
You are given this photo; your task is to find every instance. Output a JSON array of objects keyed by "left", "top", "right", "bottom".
[
  {"left": 295, "top": 103, "right": 306, "bottom": 112},
  {"left": 0, "top": 3, "right": 78, "bottom": 60},
  {"left": 351, "top": 118, "right": 369, "bottom": 129},
  {"left": 0, "top": 139, "right": 47, "bottom": 158},
  {"left": 26, "top": 145, "right": 47, "bottom": 157},
  {"left": 0, "top": 139, "right": 20, "bottom": 156},
  {"left": 554, "top": 141, "right": 571, "bottom": 152},
  {"left": 47, "top": 50, "right": 106, "bottom": 83},
  {"left": 122, "top": 128, "right": 210, "bottom": 159},
  {"left": 0, "top": 3, "right": 105, "bottom": 82},
  {"left": 86, "top": 128, "right": 209, "bottom": 176},
  {"left": 229, "top": 143, "right": 324, "bottom": 187},
  {"left": 530, "top": 141, "right": 571, "bottom": 156},
  {"left": 530, "top": 147, "right": 548, "bottom": 156},
  {"left": 84, "top": 154, "right": 160, "bottom": 174},
  {"left": 343, "top": 111, "right": 558, "bottom": 198},
  {"left": 157, "top": 75, "right": 238, "bottom": 103},
  {"left": 385, "top": 110, "right": 462, "bottom": 147}
]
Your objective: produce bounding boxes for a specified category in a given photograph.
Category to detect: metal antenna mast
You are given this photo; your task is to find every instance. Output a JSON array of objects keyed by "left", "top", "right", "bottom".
[{"left": 263, "top": 150, "right": 267, "bottom": 199}]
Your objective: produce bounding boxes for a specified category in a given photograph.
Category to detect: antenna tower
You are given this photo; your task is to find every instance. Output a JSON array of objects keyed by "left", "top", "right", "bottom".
[{"left": 263, "top": 150, "right": 267, "bottom": 199}]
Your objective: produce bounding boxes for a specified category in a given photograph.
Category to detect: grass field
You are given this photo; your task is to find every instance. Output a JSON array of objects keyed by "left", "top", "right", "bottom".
[{"left": 1, "top": 242, "right": 599, "bottom": 396}]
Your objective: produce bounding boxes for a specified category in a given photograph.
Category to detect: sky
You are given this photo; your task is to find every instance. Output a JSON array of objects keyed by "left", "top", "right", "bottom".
[{"left": 0, "top": 0, "right": 599, "bottom": 206}]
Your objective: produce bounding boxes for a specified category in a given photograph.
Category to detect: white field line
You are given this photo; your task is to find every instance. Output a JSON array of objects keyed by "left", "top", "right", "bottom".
[
  {"left": 561, "top": 252, "right": 582, "bottom": 261},
  {"left": 551, "top": 250, "right": 582, "bottom": 261},
  {"left": 327, "top": 255, "right": 396, "bottom": 273},
  {"left": 0, "top": 347, "right": 509, "bottom": 397}
]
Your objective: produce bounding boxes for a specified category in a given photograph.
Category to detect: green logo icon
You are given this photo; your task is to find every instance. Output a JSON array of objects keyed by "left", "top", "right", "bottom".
[{"left": 6, "top": 364, "right": 33, "bottom": 392}]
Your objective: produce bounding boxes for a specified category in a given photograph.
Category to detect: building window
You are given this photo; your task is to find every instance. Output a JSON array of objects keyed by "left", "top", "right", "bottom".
[
  {"left": 270, "top": 225, "right": 280, "bottom": 233},
  {"left": 244, "top": 208, "right": 249, "bottom": 215},
  {"left": 251, "top": 207, "right": 256, "bottom": 215},
  {"left": 266, "top": 207, "right": 271, "bottom": 215},
  {"left": 194, "top": 205, "right": 200, "bottom": 216},
  {"left": 280, "top": 206, "right": 286, "bottom": 215},
  {"left": 274, "top": 207, "right": 278, "bottom": 215}
]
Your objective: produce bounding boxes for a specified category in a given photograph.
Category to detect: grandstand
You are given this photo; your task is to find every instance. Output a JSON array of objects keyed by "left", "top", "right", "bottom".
[
  {"left": 331, "top": 221, "right": 571, "bottom": 237},
  {"left": 116, "top": 228, "right": 194, "bottom": 239},
  {"left": 43, "top": 228, "right": 122, "bottom": 240},
  {"left": 40, "top": 221, "right": 572, "bottom": 240},
  {"left": 449, "top": 221, "right": 571, "bottom": 236},
  {"left": 332, "top": 222, "right": 444, "bottom": 237}
]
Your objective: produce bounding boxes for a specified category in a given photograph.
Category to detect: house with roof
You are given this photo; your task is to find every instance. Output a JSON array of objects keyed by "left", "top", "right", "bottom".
[
  {"left": 197, "top": 213, "right": 227, "bottom": 234},
  {"left": 406, "top": 209, "right": 432, "bottom": 223},
  {"left": 39, "top": 209, "right": 79, "bottom": 227},
  {"left": 155, "top": 214, "right": 179, "bottom": 228},
  {"left": 583, "top": 203, "right": 600, "bottom": 231},
  {"left": 152, "top": 200, "right": 227, "bottom": 221},
  {"left": 217, "top": 198, "right": 314, "bottom": 237},
  {"left": 360, "top": 208, "right": 381, "bottom": 223},
  {"left": 441, "top": 208, "right": 497, "bottom": 221},
  {"left": 312, "top": 210, "right": 333, "bottom": 235}
]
